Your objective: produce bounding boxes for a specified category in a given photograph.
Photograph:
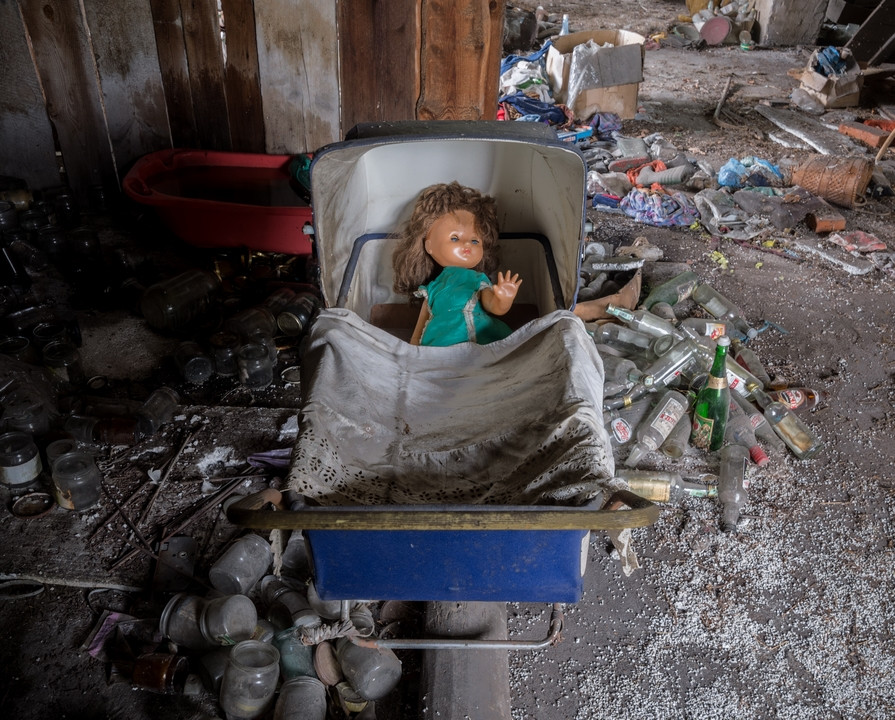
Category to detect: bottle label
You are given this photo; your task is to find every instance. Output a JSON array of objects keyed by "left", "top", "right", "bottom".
[
  {"left": 776, "top": 389, "right": 804, "bottom": 409},
  {"left": 691, "top": 414, "right": 714, "bottom": 449},
  {"left": 707, "top": 375, "right": 727, "bottom": 390},
  {"left": 651, "top": 397, "right": 686, "bottom": 437},
  {"left": 610, "top": 418, "right": 633, "bottom": 444},
  {"left": 706, "top": 322, "right": 726, "bottom": 340}
]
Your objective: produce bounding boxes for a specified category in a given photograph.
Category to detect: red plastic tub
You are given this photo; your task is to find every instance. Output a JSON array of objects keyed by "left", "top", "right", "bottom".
[{"left": 122, "top": 149, "right": 313, "bottom": 255}]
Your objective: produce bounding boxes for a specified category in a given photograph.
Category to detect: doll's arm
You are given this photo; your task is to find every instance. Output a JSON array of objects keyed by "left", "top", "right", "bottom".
[
  {"left": 480, "top": 270, "right": 522, "bottom": 316},
  {"left": 410, "top": 302, "right": 431, "bottom": 345}
]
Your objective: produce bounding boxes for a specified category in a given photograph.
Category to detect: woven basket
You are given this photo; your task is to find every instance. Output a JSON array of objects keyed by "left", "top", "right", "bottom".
[{"left": 791, "top": 155, "right": 874, "bottom": 209}]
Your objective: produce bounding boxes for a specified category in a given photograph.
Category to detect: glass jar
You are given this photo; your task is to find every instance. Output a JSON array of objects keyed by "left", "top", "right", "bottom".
[
  {"left": 136, "top": 386, "right": 180, "bottom": 436},
  {"left": 175, "top": 341, "right": 213, "bottom": 384},
  {"left": 94, "top": 416, "right": 142, "bottom": 445},
  {"left": 261, "top": 576, "right": 319, "bottom": 630},
  {"left": 131, "top": 652, "right": 190, "bottom": 694},
  {"left": 273, "top": 676, "right": 327, "bottom": 720},
  {"left": 198, "top": 647, "right": 233, "bottom": 694},
  {"left": 42, "top": 340, "right": 85, "bottom": 387},
  {"left": 208, "top": 533, "right": 273, "bottom": 595},
  {"left": 237, "top": 342, "right": 273, "bottom": 390},
  {"left": 209, "top": 331, "right": 241, "bottom": 376},
  {"left": 0, "top": 431, "right": 42, "bottom": 487},
  {"left": 159, "top": 593, "right": 215, "bottom": 651},
  {"left": 51, "top": 450, "right": 101, "bottom": 510},
  {"left": 140, "top": 269, "right": 220, "bottom": 333},
  {"left": 31, "top": 322, "right": 69, "bottom": 349},
  {"left": 273, "top": 628, "right": 317, "bottom": 680},
  {"left": 224, "top": 306, "right": 277, "bottom": 342},
  {"left": 219, "top": 640, "right": 280, "bottom": 720},
  {"left": 63, "top": 414, "right": 99, "bottom": 443},
  {"left": 199, "top": 594, "right": 258, "bottom": 646},
  {"left": 0, "top": 336, "right": 37, "bottom": 364},
  {"left": 276, "top": 293, "right": 319, "bottom": 337},
  {"left": 334, "top": 611, "right": 402, "bottom": 701},
  {"left": 45, "top": 438, "right": 80, "bottom": 470}
]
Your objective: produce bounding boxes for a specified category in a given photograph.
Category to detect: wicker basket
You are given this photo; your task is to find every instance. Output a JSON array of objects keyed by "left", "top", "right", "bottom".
[{"left": 791, "top": 155, "right": 874, "bottom": 209}]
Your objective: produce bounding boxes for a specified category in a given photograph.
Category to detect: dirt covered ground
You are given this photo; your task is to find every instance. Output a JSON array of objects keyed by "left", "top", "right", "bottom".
[{"left": 2, "top": 1, "right": 895, "bottom": 719}]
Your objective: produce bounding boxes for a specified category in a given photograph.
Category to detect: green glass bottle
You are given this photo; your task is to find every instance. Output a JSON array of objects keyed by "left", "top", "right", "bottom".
[{"left": 691, "top": 335, "right": 731, "bottom": 451}]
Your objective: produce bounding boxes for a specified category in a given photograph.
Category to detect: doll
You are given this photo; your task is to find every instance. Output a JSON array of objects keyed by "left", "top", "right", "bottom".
[{"left": 392, "top": 182, "right": 522, "bottom": 346}]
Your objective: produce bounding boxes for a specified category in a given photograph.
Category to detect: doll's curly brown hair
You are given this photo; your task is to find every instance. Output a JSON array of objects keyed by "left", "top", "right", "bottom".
[{"left": 392, "top": 182, "right": 500, "bottom": 296}]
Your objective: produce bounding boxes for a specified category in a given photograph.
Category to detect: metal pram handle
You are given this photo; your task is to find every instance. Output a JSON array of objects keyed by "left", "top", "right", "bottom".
[{"left": 225, "top": 489, "right": 660, "bottom": 531}]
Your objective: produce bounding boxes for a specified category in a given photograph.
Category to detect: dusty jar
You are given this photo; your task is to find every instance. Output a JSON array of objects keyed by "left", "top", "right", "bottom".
[
  {"left": 0, "top": 431, "right": 42, "bottom": 487},
  {"left": 209, "top": 533, "right": 273, "bottom": 595},
  {"left": 273, "top": 676, "right": 327, "bottom": 720},
  {"left": 219, "top": 639, "right": 280, "bottom": 720},
  {"left": 199, "top": 594, "right": 259, "bottom": 646},
  {"left": 51, "top": 450, "right": 101, "bottom": 510}
]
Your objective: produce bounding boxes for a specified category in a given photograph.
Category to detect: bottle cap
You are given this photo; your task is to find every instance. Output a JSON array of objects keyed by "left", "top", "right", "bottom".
[
  {"left": 717, "top": 335, "right": 731, "bottom": 347},
  {"left": 749, "top": 444, "right": 769, "bottom": 467}
]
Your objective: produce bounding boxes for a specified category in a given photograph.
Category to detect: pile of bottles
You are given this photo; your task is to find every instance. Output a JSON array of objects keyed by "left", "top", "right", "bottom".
[{"left": 591, "top": 270, "right": 824, "bottom": 533}]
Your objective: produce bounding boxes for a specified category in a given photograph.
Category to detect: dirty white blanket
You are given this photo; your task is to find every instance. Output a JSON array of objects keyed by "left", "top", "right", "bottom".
[{"left": 287, "top": 308, "right": 618, "bottom": 506}]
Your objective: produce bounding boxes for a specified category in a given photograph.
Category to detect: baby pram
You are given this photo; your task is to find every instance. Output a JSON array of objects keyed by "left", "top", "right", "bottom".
[{"left": 228, "top": 121, "right": 657, "bottom": 644}]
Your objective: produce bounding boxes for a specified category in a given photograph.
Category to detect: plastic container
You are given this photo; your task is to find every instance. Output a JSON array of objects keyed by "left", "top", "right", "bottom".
[
  {"left": 237, "top": 343, "right": 273, "bottom": 390},
  {"left": 273, "top": 676, "right": 327, "bottom": 720},
  {"left": 0, "top": 431, "right": 42, "bottom": 487},
  {"left": 209, "top": 533, "right": 273, "bottom": 595},
  {"left": 51, "top": 450, "right": 101, "bottom": 510},
  {"left": 219, "top": 640, "right": 280, "bottom": 720}
]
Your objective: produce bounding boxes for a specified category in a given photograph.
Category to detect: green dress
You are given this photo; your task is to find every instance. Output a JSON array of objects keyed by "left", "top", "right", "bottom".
[{"left": 417, "top": 266, "right": 513, "bottom": 347}]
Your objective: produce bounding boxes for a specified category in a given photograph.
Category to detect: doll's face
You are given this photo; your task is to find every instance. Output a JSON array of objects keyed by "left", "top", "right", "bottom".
[{"left": 424, "top": 210, "right": 483, "bottom": 269}]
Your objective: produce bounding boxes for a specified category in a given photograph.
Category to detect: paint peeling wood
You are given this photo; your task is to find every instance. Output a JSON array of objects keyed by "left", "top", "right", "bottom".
[
  {"left": 221, "top": 0, "right": 266, "bottom": 152},
  {"left": 18, "top": 0, "right": 117, "bottom": 202},
  {"left": 180, "top": 0, "right": 231, "bottom": 150},
  {"left": 149, "top": 0, "right": 198, "bottom": 147},
  {"left": 81, "top": 0, "right": 171, "bottom": 177},
  {"left": 417, "top": 0, "right": 504, "bottom": 121},
  {"left": 0, "top": 1, "right": 59, "bottom": 189},
  {"left": 339, "top": 0, "right": 420, "bottom": 133},
  {"left": 254, "top": 0, "right": 340, "bottom": 153}
]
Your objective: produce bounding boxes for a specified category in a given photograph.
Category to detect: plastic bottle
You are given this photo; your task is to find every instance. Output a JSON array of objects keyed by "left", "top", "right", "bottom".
[
  {"left": 560, "top": 13, "right": 570, "bottom": 35},
  {"left": 725, "top": 397, "right": 769, "bottom": 466},
  {"left": 641, "top": 271, "right": 701, "bottom": 310},
  {"left": 691, "top": 336, "right": 730, "bottom": 451},
  {"left": 624, "top": 390, "right": 689, "bottom": 467},
  {"left": 767, "top": 387, "right": 825, "bottom": 414},
  {"left": 615, "top": 468, "right": 717, "bottom": 503},
  {"left": 691, "top": 282, "right": 758, "bottom": 341},
  {"left": 731, "top": 338, "right": 771, "bottom": 387},
  {"left": 605, "top": 304, "right": 683, "bottom": 340},
  {"left": 750, "top": 385, "right": 822, "bottom": 460},
  {"left": 718, "top": 443, "right": 749, "bottom": 532}
]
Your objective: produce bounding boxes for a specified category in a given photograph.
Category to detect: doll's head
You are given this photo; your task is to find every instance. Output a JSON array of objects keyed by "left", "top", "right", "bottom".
[{"left": 393, "top": 182, "right": 500, "bottom": 296}]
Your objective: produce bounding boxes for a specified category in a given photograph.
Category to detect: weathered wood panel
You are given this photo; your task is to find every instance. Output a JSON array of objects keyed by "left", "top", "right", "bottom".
[
  {"left": 220, "top": 0, "right": 266, "bottom": 152},
  {"left": 846, "top": 0, "right": 895, "bottom": 65},
  {"left": 417, "top": 0, "right": 504, "bottom": 121},
  {"left": 18, "top": 0, "right": 118, "bottom": 202},
  {"left": 339, "top": 0, "right": 420, "bottom": 132},
  {"left": 254, "top": 0, "right": 340, "bottom": 153},
  {"left": 180, "top": 0, "right": 231, "bottom": 150},
  {"left": 0, "top": 0, "right": 59, "bottom": 190},
  {"left": 149, "top": 0, "right": 198, "bottom": 147},
  {"left": 82, "top": 0, "right": 171, "bottom": 177},
  {"left": 753, "top": 0, "right": 826, "bottom": 47}
]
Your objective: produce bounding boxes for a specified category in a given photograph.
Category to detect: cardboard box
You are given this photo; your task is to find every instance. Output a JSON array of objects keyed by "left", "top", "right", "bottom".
[
  {"left": 546, "top": 29, "right": 645, "bottom": 120},
  {"left": 799, "top": 47, "right": 863, "bottom": 108}
]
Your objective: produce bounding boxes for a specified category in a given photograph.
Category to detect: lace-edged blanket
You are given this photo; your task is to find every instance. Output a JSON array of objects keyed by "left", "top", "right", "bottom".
[{"left": 287, "top": 308, "right": 619, "bottom": 506}]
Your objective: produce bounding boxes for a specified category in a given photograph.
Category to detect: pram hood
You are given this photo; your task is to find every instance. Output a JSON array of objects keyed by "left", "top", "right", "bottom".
[{"left": 309, "top": 121, "right": 587, "bottom": 319}]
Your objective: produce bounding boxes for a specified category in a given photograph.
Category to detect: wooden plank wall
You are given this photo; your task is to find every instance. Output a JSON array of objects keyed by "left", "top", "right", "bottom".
[{"left": 0, "top": 0, "right": 502, "bottom": 203}]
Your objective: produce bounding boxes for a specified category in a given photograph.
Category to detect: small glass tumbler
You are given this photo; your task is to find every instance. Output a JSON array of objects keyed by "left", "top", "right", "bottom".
[
  {"left": 237, "top": 342, "right": 273, "bottom": 390},
  {"left": 219, "top": 640, "right": 280, "bottom": 720}
]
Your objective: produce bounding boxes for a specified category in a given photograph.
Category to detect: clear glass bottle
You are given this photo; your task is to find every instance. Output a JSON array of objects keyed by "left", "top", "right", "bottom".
[
  {"left": 604, "top": 396, "right": 656, "bottom": 448},
  {"left": 140, "top": 269, "right": 220, "bottom": 333},
  {"left": 750, "top": 385, "right": 822, "bottom": 460},
  {"left": 51, "top": 450, "right": 102, "bottom": 510},
  {"left": 639, "top": 270, "right": 700, "bottom": 310},
  {"left": 691, "top": 282, "right": 758, "bottom": 341},
  {"left": 731, "top": 391, "right": 786, "bottom": 454},
  {"left": 718, "top": 443, "right": 749, "bottom": 532},
  {"left": 659, "top": 406, "right": 692, "bottom": 459},
  {"left": 602, "top": 354, "right": 649, "bottom": 387},
  {"left": 731, "top": 338, "right": 771, "bottom": 386},
  {"left": 209, "top": 533, "right": 273, "bottom": 595},
  {"left": 615, "top": 468, "right": 717, "bottom": 503},
  {"left": 219, "top": 640, "right": 280, "bottom": 720},
  {"left": 605, "top": 303, "right": 683, "bottom": 340},
  {"left": 595, "top": 322, "right": 654, "bottom": 354},
  {"left": 624, "top": 390, "right": 689, "bottom": 467},
  {"left": 640, "top": 337, "right": 700, "bottom": 388},
  {"left": 767, "top": 387, "right": 825, "bottom": 414},
  {"left": 679, "top": 316, "right": 727, "bottom": 341},
  {"left": 648, "top": 301, "right": 677, "bottom": 323},
  {"left": 725, "top": 397, "right": 769, "bottom": 466},
  {"left": 691, "top": 336, "right": 730, "bottom": 451}
]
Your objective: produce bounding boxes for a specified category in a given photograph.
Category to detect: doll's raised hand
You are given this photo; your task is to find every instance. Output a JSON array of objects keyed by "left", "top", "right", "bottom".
[{"left": 481, "top": 270, "right": 522, "bottom": 316}]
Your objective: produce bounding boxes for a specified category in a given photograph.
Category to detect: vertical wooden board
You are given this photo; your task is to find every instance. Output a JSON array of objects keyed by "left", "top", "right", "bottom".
[
  {"left": 0, "top": 1, "right": 59, "bottom": 189},
  {"left": 220, "top": 0, "right": 266, "bottom": 151},
  {"left": 180, "top": 0, "right": 231, "bottom": 150},
  {"left": 338, "top": 0, "right": 420, "bottom": 132},
  {"left": 417, "top": 0, "right": 504, "bottom": 120},
  {"left": 81, "top": 0, "right": 171, "bottom": 177},
  {"left": 754, "top": 0, "right": 826, "bottom": 47},
  {"left": 254, "top": 0, "right": 340, "bottom": 153},
  {"left": 18, "top": 0, "right": 117, "bottom": 200},
  {"left": 149, "top": 0, "right": 198, "bottom": 147}
]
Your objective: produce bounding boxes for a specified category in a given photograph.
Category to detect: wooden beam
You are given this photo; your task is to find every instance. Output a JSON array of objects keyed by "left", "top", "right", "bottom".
[
  {"left": 149, "top": 0, "right": 199, "bottom": 147},
  {"left": 220, "top": 0, "right": 266, "bottom": 152},
  {"left": 846, "top": 0, "right": 895, "bottom": 65}
]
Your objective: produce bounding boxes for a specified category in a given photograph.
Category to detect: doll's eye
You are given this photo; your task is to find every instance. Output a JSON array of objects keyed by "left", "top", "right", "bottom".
[
  {"left": 450, "top": 235, "right": 459, "bottom": 242},
  {"left": 471, "top": 239, "right": 480, "bottom": 245}
]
